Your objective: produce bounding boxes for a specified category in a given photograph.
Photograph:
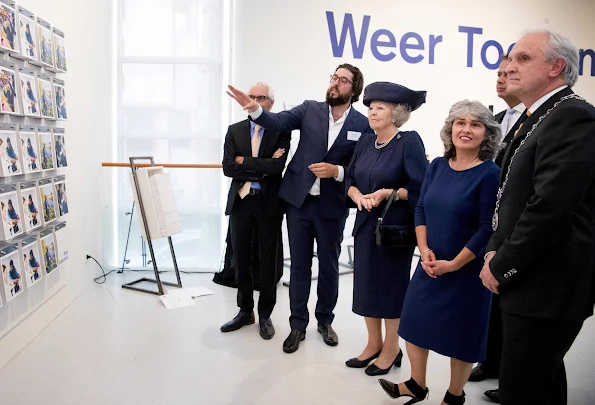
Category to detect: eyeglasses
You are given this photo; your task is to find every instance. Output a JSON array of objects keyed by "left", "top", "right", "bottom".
[
  {"left": 329, "top": 74, "right": 353, "bottom": 85},
  {"left": 249, "top": 95, "right": 270, "bottom": 102}
]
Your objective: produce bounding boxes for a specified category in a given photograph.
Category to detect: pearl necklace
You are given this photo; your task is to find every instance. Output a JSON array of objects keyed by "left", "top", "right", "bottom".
[{"left": 375, "top": 131, "right": 400, "bottom": 149}]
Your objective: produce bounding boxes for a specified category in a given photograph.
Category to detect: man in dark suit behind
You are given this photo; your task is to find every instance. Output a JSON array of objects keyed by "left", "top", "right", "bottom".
[
  {"left": 228, "top": 64, "right": 372, "bottom": 353},
  {"left": 480, "top": 30, "right": 595, "bottom": 405},
  {"left": 470, "top": 53, "right": 526, "bottom": 404},
  {"left": 220, "top": 82, "right": 291, "bottom": 340}
]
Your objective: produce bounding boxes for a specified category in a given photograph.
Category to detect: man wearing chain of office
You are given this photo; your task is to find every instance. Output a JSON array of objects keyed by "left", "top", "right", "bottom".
[{"left": 479, "top": 30, "right": 595, "bottom": 405}]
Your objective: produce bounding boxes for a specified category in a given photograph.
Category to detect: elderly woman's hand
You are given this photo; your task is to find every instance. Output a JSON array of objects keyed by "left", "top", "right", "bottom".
[{"left": 362, "top": 189, "right": 392, "bottom": 207}]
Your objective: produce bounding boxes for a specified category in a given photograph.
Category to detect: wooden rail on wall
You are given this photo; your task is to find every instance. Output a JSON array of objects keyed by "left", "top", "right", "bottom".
[{"left": 102, "top": 163, "right": 222, "bottom": 169}]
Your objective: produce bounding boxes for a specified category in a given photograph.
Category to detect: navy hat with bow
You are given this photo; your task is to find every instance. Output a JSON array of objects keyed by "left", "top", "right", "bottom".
[{"left": 363, "top": 81, "right": 427, "bottom": 111}]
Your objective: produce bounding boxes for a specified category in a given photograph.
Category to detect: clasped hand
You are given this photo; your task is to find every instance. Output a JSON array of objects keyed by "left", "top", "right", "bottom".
[
  {"left": 354, "top": 189, "right": 390, "bottom": 211},
  {"left": 420, "top": 250, "right": 457, "bottom": 278}
]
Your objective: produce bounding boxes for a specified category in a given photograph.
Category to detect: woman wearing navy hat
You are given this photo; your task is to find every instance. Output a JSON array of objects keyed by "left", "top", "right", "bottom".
[
  {"left": 345, "top": 82, "right": 428, "bottom": 376},
  {"left": 378, "top": 100, "right": 501, "bottom": 404}
]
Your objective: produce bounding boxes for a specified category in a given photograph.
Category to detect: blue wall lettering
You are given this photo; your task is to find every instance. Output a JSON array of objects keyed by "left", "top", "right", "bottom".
[{"left": 325, "top": 12, "right": 595, "bottom": 77}]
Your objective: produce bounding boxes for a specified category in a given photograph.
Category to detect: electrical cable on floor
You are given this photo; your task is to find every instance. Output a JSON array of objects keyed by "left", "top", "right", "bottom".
[{"left": 90, "top": 255, "right": 116, "bottom": 285}]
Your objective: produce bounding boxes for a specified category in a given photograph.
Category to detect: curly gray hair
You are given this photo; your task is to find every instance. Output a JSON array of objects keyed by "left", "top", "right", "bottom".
[{"left": 440, "top": 100, "right": 502, "bottom": 161}]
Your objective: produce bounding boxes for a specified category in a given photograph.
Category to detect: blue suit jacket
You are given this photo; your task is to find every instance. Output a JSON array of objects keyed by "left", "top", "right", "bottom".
[{"left": 254, "top": 100, "right": 371, "bottom": 219}]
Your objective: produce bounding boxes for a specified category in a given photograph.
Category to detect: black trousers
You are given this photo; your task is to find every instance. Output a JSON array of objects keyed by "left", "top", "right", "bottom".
[
  {"left": 500, "top": 311, "right": 584, "bottom": 405},
  {"left": 286, "top": 196, "right": 347, "bottom": 331},
  {"left": 230, "top": 192, "right": 282, "bottom": 319},
  {"left": 481, "top": 293, "right": 503, "bottom": 374}
]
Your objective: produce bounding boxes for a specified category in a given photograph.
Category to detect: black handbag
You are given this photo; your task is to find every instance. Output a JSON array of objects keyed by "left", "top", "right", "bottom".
[{"left": 375, "top": 190, "right": 417, "bottom": 248}]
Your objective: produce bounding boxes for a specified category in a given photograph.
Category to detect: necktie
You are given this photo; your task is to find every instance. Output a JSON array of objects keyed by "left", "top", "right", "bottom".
[
  {"left": 514, "top": 110, "right": 531, "bottom": 137},
  {"left": 500, "top": 108, "right": 516, "bottom": 136},
  {"left": 238, "top": 124, "right": 261, "bottom": 199}
]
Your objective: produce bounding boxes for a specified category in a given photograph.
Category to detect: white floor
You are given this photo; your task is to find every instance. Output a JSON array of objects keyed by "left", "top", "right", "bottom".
[{"left": 1, "top": 271, "right": 594, "bottom": 405}]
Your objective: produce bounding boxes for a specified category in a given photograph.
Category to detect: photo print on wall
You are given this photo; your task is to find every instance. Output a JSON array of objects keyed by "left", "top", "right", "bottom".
[
  {"left": 52, "top": 28, "right": 66, "bottom": 72},
  {"left": 18, "top": 68, "right": 40, "bottom": 117},
  {"left": 1, "top": 245, "right": 24, "bottom": 303},
  {"left": 17, "top": 6, "right": 37, "bottom": 61},
  {"left": 38, "top": 180, "right": 56, "bottom": 225},
  {"left": 20, "top": 182, "right": 41, "bottom": 232},
  {"left": 54, "top": 222, "right": 68, "bottom": 264},
  {"left": 0, "top": 126, "right": 21, "bottom": 176},
  {"left": 0, "top": 64, "right": 19, "bottom": 115},
  {"left": 54, "top": 129, "right": 67, "bottom": 167},
  {"left": 20, "top": 236, "right": 42, "bottom": 288},
  {"left": 40, "top": 231, "right": 57, "bottom": 275},
  {"left": 53, "top": 79, "right": 67, "bottom": 120},
  {"left": 0, "top": 186, "right": 23, "bottom": 241},
  {"left": 0, "top": 1, "right": 18, "bottom": 54},
  {"left": 37, "top": 17, "right": 53, "bottom": 68},
  {"left": 37, "top": 76, "right": 54, "bottom": 119},
  {"left": 54, "top": 178, "right": 68, "bottom": 218},
  {"left": 38, "top": 128, "right": 54, "bottom": 170},
  {"left": 19, "top": 126, "right": 39, "bottom": 173}
]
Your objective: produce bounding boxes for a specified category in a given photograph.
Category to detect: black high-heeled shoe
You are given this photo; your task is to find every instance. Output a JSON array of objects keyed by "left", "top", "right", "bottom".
[
  {"left": 345, "top": 350, "right": 381, "bottom": 368},
  {"left": 443, "top": 390, "right": 466, "bottom": 405},
  {"left": 365, "top": 349, "right": 403, "bottom": 376},
  {"left": 378, "top": 377, "right": 429, "bottom": 404}
]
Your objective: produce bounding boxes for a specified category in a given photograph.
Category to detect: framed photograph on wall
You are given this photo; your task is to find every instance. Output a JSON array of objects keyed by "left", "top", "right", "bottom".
[
  {"left": 53, "top": 176, "right": 68, "bottom": 218},
  {"left": 38, "top": 126, "right": 54, "bottom": 170},
  {"left": 54, "top": 222, "right": 67, "bottom": 264},
  {"left": 0, "top": 0, "right": 18, "bottom": 55},
  {"left": 17, "top": 6, "right": 37, "bottom": 62},
  {"left": 39, "top": 227, "right": 57, "bottom": 275},
  {"left": 36, "top": 17, "right": 53, "bottom": 69},
  {"left": 53, "top": 78, "right": 67, "bottom": 120},
  {"left": 19, "top": 181, "right": 41, "bottom": 232},
  {"left": 52, "top": 27, "right": 66, "bottom": 72},
  {"left": 0, "top": 183, "right": 23, "bottom": 241},
  {"left": 53, "top": 128, "right": 67, "bottom": 168},
  {"left": 0, "top": 60, "right": 20, "bottom": 115},
  {"left": 17, "top": 67, "right": 40, "bottom": 117},
  {"left": 37, "top": 74, "right": 54, "bottom": 119},
  {"left": 18, "top": 125, "right": 39, "bottom": 173},
  {"left": 38, "top": 178, "right": 56, "bottom": 225},
  {"left": 0, "top": 124, "right": 21, "bottom": 177},
  {"left": 19, "top": 235, "right": 42, "bottom": 288},
  {"left": 1, "top": 243, "right": 24, "bottom": 302}
]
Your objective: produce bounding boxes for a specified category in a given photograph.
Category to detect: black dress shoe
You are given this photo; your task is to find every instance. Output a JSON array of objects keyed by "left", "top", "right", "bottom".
[
  {"left": 443, "top": 390, "right": 466, "bottom": 405},
  {"left": 283, "top": 330, "right": 306, "bottom": 353},
  {"left": 484, "top": 389, "right": 500, "bottom": 403},
  {"left": 317, "top": 323, "right": 338, "bottom": 346},
  {"left": 365, "top": 349, "right": 403, "bottom": 376},
  {"left": 469, "top": 363, "right": 499, "bottom": 382},
  {"left": 258, "top": 318, "right": 275, "bottom": 340},
  {"left": 345, "top": 350, "right": 381, "bottom": 368},
  {"left": 220, "top": 311, "right": 255, "bottom": 332}
]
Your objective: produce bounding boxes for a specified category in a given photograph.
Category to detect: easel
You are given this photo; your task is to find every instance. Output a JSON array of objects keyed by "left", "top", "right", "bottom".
[{"left": 121, "top": 156, "right": 183, "bottom": 296}]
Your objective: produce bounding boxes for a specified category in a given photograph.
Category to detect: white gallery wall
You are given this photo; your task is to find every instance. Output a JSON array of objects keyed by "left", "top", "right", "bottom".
[
  {"left": 0, "top": 0, "right": 111, "bottom": 369},
  {"left": 231, "top": 0, "right": 595, "bottom": 159}
]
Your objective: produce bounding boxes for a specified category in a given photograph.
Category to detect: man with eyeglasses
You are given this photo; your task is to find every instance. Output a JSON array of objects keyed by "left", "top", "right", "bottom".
[
  {"left": 221, "top": 82, "right": 291, "bottom": 340},
  {"left": 228, "top": 64, "right": 372, "bottom": 354}
]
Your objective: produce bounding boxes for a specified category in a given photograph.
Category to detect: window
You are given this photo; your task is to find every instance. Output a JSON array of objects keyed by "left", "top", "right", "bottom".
[{"left": 110, "top": 0, "right": 227, "bottom": 270}]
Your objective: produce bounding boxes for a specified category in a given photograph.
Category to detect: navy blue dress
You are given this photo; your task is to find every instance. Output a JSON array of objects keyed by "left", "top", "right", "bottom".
[
  {"left": 398, "top": 158, "right": 500, "bottom": 363},
  {"left": 345, "top": 131, "right": 428, "bottom": 319}
]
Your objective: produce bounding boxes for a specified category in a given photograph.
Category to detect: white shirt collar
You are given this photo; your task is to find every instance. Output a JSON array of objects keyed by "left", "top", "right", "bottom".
[
  {"left": 511, "top": 103, "right": 525, "bottom": 114},
  {"left": 329, "top": 105, "right": 351, "bottom": 123},
  {"left": 528, "top": 85, "right": 568, "bottom": 115}
]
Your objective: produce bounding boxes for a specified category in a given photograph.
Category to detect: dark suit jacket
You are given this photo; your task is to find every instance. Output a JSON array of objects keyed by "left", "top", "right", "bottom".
[
  {"left": 494, "top": 108, "right": 528, "bottom": 167},
  {"left": 222, "top": 119, "right": 291, "bottom": 217},
  {"left": 487, "top": 87, "right": 595, "bottom": 321},
  {"left": 254, "top": 100, "right": 372, "bottom": 219}
]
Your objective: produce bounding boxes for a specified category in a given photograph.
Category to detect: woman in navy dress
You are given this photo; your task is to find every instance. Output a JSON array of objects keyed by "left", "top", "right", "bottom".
[
  {"left": 344, "top": 82, "right": 428, "bottom": 376},
  {"left": 378, "top": 100, "right": 502, "bottom": 405}
]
